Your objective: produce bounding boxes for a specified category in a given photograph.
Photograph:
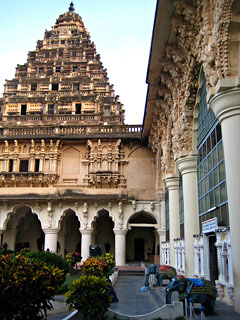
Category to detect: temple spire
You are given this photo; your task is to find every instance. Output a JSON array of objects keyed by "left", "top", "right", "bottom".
[{"left": 69, "top": 2, "right": 75, "bottom": 12}]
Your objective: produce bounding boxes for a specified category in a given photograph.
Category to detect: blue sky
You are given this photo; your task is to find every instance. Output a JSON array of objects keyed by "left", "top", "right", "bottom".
[{"left": 0, "top": 1, "right": 156, "bottom": 124}]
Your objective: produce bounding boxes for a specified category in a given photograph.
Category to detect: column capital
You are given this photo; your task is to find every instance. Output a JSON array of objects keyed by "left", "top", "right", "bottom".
[
  {"left": 176, "top": 154, "right": 197, "bottom": 176},
  {"left": 42, "top": 228, "right": 59, "bottom": 234},
  {"left": 80, "top": 228, "right": 94, "bottom": 236},
  {"left": 113, "top": 229, "right": 128, "bottom": 236},
  {"left": 156, "top": 229, "right": 165, "bottom": 237},
  {"left": 209, "top": 87, "right": 240, "bottom": 123},
  {"left": 164, "top": 174, "right": 179, "bottom": 190}
]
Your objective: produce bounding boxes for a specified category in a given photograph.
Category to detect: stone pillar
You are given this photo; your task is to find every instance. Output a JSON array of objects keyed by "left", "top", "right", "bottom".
[
  {"left": 3, "top": 229, "right": 17, "bottom": 250},
  {"left": 114, "top": 229, "right": 128, "bottom": 266},
  {"left": 164, "top": 174, "right": 180, "bottom": 267},
  {"left": 80, "top": 228, "right": 93, "bottom": 261},
  {"left": 43, "top": 228, "right": 59, "bottom": 252},
  {"left": 176, "top": 153, "right": 199, "bottom": 277},
  {"left": 209, "top": 88, "right": 240, "bottom": 313}
]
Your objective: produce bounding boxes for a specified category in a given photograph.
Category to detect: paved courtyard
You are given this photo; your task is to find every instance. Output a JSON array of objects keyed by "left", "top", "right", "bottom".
[{"left": 48, "top": 275, "right": 240, "bottom": 319}]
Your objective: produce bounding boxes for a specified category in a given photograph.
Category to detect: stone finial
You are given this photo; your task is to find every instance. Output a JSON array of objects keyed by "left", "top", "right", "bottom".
[{"left": 69, "top": 2, "right": 75, "bottom": 12}]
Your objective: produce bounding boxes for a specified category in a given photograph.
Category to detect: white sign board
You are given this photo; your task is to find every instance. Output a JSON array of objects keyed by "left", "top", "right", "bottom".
[{"left": 202, "top": 217, "right": 218, "bottom": 234}]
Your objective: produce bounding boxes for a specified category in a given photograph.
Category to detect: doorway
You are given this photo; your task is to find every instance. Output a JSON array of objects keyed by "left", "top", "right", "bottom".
[
  {"left": 134, "top": 238, "right": 144, "bottom": 260},
  {"left": 209, "top": 235, "right": 218, "bottom": 284},
  {"left": 21, "top": 105, "right": 27, "bottom": 115}
]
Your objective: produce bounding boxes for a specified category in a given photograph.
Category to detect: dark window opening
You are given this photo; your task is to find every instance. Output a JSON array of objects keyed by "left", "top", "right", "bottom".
[
  {"left": 35, "top": 159, "right": 40, "bottom": 172},
  {"left": 52, "top": 83, "right": 59, "bottom": 91},
  {"left": 72, "top": 66, "right": 78, "bottom": 72},
  {"left": 21, "top": 105, "right": 27, "bottom": 115},
  {"left": 45, "top": 52, "right": 49, "bottom": 58},
  {"left": 103, "top": 105, "right": 111, "bottom": 113},
  {"left": 72, "top": 51, "right": 77, "bottom": 57},
  {"left": 61, "top": 40, "right": 65, "bottom": 44},
  {"left": 9, "top": 159, "right": 13, "bottom": 172},
  {"left": 75, "top": 104, "right": 82, "bottom": 114},
  {"left": 165, "top": 187, "right": 169, "bottom": 242},
  {"left": 56, "top": 67, "right": 61, "bottom": 73},
  {"left": 39, "top": 67, "right": 44, "bottom": 73},
  {"left": 31, "top": 83, "right": 37, "bottom": 91},
  {"left": 48, "top": 104, "right": 54, "bottom": 115},
  {"left": 19, "top": 160, "right": 29, "bottom": 172},
  {"left": 59, "top": 50, "right": 63, "bottom": 57}
]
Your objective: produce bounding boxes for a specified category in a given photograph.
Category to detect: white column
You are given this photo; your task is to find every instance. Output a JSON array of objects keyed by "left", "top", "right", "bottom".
[
  {"left": 209, "top": 88, "right": 240, "bottom": 312},
  {"left": 114, "top": 229, "right": 128, "bottom": 266},
  {"left": 164, "top": 174, "right": 180, "bottom": 266},
  {"left": 176, "top": 153, "right": 199, "bottom": 277},
  {"left": 43, "top": 228, "right": 58, "bottom": 252},
  {"left": 80, "top": 228, "right": 93, "bottom": 261},
  {"left": 157, "top": 229, "right": 165, "bottom": 264}
]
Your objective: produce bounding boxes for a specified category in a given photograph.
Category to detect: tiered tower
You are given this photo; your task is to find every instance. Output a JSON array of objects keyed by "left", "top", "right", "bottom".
[
  {"left": 0, "top": 3, "right": 159, "bottom": 269},
  {"left": 0, "top": 2, "right": 124, "bottom": 124}
]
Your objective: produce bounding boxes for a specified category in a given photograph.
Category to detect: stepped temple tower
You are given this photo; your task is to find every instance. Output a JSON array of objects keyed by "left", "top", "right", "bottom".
[{"left": 0, "top": 3, "right": 162, "bottom": 266}]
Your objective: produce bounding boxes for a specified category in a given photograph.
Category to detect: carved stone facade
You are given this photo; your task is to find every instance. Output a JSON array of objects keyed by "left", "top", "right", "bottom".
[
  {"left": 144, "top": 0, "right": 236, "bottom": 180},
  {"left": 144, "top": 0, "right": 240, "bottom": 312},
  {"left": 0, "top": 3, "right": 164, "bottom": 268},
  {"left": 83, "top": 139, "right": 127, "bottom": 188}
]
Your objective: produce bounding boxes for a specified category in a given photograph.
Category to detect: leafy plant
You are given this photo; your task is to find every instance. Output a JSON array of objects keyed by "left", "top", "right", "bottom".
[
  {"left": 0, "top": 252, "right": 65, "bottom": 319},
  {"left": 25, "top": 250, "right": 70, "bottom": 275},
  {"left": 79, "top": 253, "right": 115, "bottom": 278},
  {"left": 65, "top": 252, "right": 82, "bottom": 270},
  {"left": 57, "top": 273, "right": 81, "bottom": 294},
  {"left": 65, "top": 275, "right": 112, "bottom": 320}
]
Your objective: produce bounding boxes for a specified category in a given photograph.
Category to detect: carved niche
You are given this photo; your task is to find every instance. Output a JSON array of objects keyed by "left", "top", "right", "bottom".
[{"left": 82, "top": 139, "right": 127, "bottom": 188}]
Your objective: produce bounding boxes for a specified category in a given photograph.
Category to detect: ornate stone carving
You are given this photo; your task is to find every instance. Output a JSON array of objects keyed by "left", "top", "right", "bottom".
[
  {"left": 83, "top": 202, "right": 88, "bottom": 229},
  {"left": 118, "top": 201, "right": 123, "bottom": 229},
  {"left": 148, "top": 0, "right": 234, "bottom": 165},
  {"left": 83, "top": 139, "right": 127, "bottom": 188}
]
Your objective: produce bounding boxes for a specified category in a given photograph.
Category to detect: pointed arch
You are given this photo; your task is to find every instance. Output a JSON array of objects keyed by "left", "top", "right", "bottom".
[
  {"left": 58, "top": 207, "right": 81, "bottom": 230},
  {"left": 4, "top": 203, "right": 43, "bottom": 229},
  {"left": 90, "top": 207, "right": 115, "bottom": 228}
]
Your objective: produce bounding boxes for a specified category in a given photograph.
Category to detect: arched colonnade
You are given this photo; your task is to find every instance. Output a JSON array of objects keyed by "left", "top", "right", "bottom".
[{"left": 0, "top": 202, "right": 164, "bottom": 266}]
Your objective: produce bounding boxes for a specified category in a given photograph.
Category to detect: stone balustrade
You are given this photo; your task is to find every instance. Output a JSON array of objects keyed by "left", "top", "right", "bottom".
[{"left": 0, "top": 123, "right": 142, "bottom": 139}]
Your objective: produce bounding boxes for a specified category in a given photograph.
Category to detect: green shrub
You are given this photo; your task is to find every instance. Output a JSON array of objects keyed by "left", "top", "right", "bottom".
[
  {"left": 25, "top": 250, "right": 70, "bottom": 275},
  {"left": 0, "top": 252, "right": 65, "bottom": 319},
  {"left": 65, "top": 275, "right": 112, "bottom": 320},
  {"left": 65, "top": 252, "right": 82, "bottom": 267},
  {"left": 79, "top": 253, "right": 115, "bottom": 278},
  {"left": 57, "top": 274, "right": 81, "bottom": 294}
]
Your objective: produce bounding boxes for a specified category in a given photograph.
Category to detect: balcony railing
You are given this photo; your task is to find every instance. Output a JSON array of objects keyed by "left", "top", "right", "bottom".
[{"left": 0, "top": 124, "right": 142, "bottom": 139}]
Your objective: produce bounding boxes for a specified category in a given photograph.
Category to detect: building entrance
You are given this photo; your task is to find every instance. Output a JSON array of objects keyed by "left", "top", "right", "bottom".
[
  {"left": 209, "top": 235, "right": 218, "bottom": 284},
  {"left": 134, "top": 238, "right": 145, "bottom": 260}
]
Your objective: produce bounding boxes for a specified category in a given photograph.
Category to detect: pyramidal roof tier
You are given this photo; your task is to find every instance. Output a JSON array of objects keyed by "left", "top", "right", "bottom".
[{"left": 0, "top": 3, "right": 124, "bottom": 125}]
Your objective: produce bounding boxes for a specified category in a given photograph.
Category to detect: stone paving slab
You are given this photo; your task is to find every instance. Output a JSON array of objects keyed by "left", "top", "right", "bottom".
[{"left": 109, "top": 276, "right": 178, "bottom": 316}]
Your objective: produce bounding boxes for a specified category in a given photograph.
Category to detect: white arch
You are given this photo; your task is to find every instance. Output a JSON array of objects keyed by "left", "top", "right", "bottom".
[
  {"left": 3, "top": 203, "right": 43, "bottom": 230},
  {"left": 90, "top": 207, "right": 115, "bottom": 228},
  {"left": 58, "top": 207, "right": 82, "bottom": 230},
  {"left": 126, "top": 209, "right": 158, "bottom": 226}
]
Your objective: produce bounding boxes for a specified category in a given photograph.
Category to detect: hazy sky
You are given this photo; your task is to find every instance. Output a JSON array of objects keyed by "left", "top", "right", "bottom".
[{"left": 0, "top": 1, "right": 156, "bottom": 124}]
